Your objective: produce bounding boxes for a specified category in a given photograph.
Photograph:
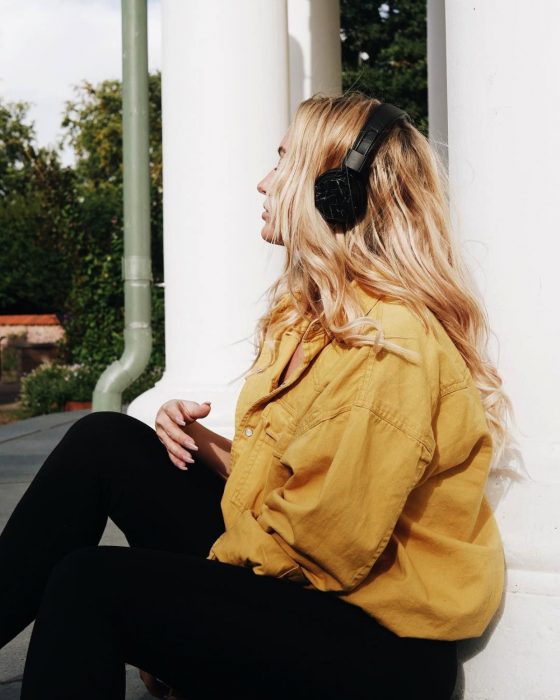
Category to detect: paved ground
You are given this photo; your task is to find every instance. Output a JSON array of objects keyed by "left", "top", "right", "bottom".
[{"left": 0, "top": 410, "right": 152, "bottom": 699}]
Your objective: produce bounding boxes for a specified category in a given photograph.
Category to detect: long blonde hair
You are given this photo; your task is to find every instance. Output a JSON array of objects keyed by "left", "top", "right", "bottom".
[{"left": 243, "top": 91, "right": 521, "bottom": 478}]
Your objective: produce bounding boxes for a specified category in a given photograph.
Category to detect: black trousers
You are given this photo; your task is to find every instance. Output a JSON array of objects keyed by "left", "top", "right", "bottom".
[{"left": 0, "top": 411, "right": 458, "bottom": 699}]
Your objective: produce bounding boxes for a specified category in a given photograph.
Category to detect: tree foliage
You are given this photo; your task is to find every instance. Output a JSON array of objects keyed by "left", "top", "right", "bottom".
[
  {"left": 56, "top": 73, "right": 164, "bottom": 372},
  {"left": 0, "top": 75, "right": 164, "bottom": 405},
  {"left": 0, "top": 99, "right": 74, "bottom": 313},
  {"left": 340, "top": 0, "right": 428, "bottom": 135}
]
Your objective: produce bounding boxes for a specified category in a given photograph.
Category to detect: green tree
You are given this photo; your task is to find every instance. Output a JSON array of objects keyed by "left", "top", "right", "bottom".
[
  {"left": 0, "top": 99, "right": 75, "bottom": 313},
  {"left": 340, "top": 0, "right": 428, "bottom": 135},
  {"left": 57, "top": 73, "right": 164, "bottom": 378}
]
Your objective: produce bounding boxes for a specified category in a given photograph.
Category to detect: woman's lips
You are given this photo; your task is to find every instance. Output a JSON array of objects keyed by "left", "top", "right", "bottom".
[{"left": 262, "top": 211, "right": 270, "bottom": 220}]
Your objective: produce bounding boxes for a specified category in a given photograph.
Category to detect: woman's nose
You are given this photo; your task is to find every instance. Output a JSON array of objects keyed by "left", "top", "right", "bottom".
[
  {"left": 257, "top": 168, "right": 275, "bottom": 195},
  {"left": 257, "top": 175, "right": 268, "bottom": 195}
]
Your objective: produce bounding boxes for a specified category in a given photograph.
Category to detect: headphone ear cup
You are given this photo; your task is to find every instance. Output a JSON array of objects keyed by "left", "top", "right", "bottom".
[{"left": 314, "top": 167, "right": 368, "bottom": 229}]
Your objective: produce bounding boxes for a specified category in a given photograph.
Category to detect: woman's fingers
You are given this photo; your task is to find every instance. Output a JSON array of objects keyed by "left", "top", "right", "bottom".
[
  {"left": 160, "top": 407, "right": 194, "bottom": 442},
  {"left": 156, "top": 406, "right": 198, "bottom": 447},
  {"left": 156, "top": 402, "right": 183, "bottom": 431},
  {"left": 155, "top": 426, "right": 195, "bottom": 469},
  {"left": 155, "top": 414, "right": 199, "bottom": 471},
  {"left": 156, "top": 398, "right": 211, "bottom": 431},
  {"left": 138, "top": 669, "right": 170, "bottom": 698},
  {"left": 160, "top": 413, "right": 199, "bottom": 454},
  {"left": 165, "top": 402, "right": 187, "bottom": 426},
  {"left": 154, "top": 400, "right": 207, "bottom": 472},
  {"left": 178, "top": 399, "right": 212, "bottom": 424}
]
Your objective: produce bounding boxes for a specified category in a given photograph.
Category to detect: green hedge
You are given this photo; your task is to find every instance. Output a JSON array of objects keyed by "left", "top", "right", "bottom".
[{"left": 20, "top": 362, "right": 164, "bottom": 417}]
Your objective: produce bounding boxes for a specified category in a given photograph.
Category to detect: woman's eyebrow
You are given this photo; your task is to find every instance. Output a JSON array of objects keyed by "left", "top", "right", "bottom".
[{"left": 278, "top": 146, "right": 286, "bottom": 157}]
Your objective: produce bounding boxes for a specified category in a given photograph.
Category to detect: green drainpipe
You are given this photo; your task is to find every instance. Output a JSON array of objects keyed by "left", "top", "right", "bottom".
[{"left": 92, "top": 0, "right": 152, "bottom": 412}]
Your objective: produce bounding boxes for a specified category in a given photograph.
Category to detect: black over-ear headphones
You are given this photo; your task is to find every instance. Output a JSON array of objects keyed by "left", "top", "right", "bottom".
[{"left": 314, "top": 102, "right": 411, "bottom": 231}]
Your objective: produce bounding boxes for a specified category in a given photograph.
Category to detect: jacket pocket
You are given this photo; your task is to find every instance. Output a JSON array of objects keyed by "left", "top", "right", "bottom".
[
  {"left": 261, "top": 400, "right": 295, "bottom": 458},
  {"left": 227, "top": 401, "right": 294, "bottom": 511},
  {"left": 260, "top": 401, "right": 296, "bottom": 495}
]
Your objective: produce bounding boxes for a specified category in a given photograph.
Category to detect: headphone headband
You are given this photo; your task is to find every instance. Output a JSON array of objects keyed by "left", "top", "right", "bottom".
[{"left": 343, "top": 103, "right": 410, "bottom": 177}]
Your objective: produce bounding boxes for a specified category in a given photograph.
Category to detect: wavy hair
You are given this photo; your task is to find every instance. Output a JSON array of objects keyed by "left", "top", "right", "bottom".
[{"left": 241, "top": 91, "right": 522, "bottom": 480}]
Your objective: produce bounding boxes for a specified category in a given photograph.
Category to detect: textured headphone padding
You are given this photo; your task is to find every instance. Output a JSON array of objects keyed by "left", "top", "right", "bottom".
[{"left": 314, "top": 167, "right": 367, "bottom": 228}]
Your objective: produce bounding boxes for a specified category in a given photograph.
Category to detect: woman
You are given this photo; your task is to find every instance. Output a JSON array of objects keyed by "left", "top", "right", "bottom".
[{"left": 0, "top": 93, "right": 513, "bottom": 700}]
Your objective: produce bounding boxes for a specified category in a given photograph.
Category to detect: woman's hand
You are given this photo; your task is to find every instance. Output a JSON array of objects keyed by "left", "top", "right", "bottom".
[
  {"left": 155, "top": 399, "right": 212, "bottom": 470},
  {"left": 138, "top": 669, "right": 187, "bottom": 699},
  {"left": 138, "top": 669, "right": 170, "bottom": 698}
]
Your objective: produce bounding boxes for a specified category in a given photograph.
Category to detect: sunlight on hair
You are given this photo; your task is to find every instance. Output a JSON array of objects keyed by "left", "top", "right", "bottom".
[{"left": 239, "top": 91, "right": 522, "bottom": 489}]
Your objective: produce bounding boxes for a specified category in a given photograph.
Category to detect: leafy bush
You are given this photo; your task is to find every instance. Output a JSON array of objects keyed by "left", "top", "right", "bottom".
[
  {"left": 19, "top": 361, "right": 164, "bottom": 417},
  {"left": 64, "top": 364, "right": 101, "bottom": 402},
  {"left": 20, "top": 364, "right": 70, "bottom": 416},
  {"left": 123, "top": 364, "right": 164, "bottom": 404}
]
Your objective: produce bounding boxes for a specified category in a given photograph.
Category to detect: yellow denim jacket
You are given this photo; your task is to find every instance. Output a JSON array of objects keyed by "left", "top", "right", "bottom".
[{"left": 206, "top": 281, "right": 505, "bottom": 640}]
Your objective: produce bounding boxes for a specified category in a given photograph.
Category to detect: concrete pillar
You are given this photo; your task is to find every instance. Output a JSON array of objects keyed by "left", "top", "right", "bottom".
[
  {"left": 427, "top": 0, "right": 447, "bottom": 170},
  {"left": 127, "top": 0, "right": 341, "bottom": 437},
  {"left": 287, "top": 0, "right": 341, "bottom": 117},
  {"left": 439, "top": 2, "right": 560, "bottom": 698}
]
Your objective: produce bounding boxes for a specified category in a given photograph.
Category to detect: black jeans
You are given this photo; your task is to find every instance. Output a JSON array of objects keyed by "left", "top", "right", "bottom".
[{"left": 0, "top": 411, "right": 458, "bottom": 699}]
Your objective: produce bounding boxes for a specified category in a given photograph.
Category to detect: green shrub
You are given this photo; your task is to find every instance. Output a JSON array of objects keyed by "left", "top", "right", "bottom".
[
  {"left": 19, "top": 361, "right": 164, "bottom": 417},
  {"left": 20, "top": 364, "right": 70, "bottom": 416},
  {"left": 123, "top": 364, "right": 164, "bottom": 404},
  {"left": 20, "top": 363, "right": 100, "bottom": 416},
  {"left": 64, "top": 364, "right": 100, "bottom": 402}
]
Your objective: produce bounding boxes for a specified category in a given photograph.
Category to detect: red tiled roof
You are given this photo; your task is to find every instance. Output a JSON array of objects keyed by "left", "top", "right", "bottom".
[{"left": 0, "top": 314, "right": 61, "bottom": 326}]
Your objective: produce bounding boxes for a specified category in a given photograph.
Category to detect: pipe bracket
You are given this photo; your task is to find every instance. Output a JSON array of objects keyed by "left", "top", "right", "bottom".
[{"left": 122, "top": 255, "right": 153, "bottom": 281}]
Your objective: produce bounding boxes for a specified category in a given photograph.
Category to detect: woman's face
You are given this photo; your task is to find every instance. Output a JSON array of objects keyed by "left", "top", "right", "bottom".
[{"left": 257, "top": 131, "right": 290, "bottom": 246}]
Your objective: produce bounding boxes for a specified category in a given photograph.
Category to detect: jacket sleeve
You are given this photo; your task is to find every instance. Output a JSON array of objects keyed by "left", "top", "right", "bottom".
[{"left": 207, "top": 403, "right": 434, "bottom": 593}]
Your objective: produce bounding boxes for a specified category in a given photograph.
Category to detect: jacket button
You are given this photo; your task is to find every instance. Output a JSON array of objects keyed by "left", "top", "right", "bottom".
[{"left": 244, "top": 427, "right": 254, "bottom": 437}]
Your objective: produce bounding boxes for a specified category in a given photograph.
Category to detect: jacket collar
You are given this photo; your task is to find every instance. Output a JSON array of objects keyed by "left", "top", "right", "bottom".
[
  {"left": 267, "top": 280, "right": 381, "bottom": 394},
  {"left": 240, "top": 281, "right": 382, "bottom": 414}
]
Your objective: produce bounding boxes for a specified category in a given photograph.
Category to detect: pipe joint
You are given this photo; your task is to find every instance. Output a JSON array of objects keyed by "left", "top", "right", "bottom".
[{"left": 122, "top": 255, "right": 153, "bottom": 281}]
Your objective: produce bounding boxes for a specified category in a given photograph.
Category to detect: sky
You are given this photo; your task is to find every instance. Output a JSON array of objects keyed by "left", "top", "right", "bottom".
[{"left": 0, "top": 0, "right": 162, "bottom": 165}]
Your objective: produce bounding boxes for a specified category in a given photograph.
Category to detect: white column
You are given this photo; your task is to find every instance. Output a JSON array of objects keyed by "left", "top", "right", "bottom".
[
  {"left": 127, "top": 0, "right": 290, "bottom": 433},
  {"left": 287, "top": 0, "right": 341, "bottom": 117},
  {"left": 427, "top": 0, "right": 447, "bottom": 169},
  {"left": 128, "top": 0, "right": 342, "bottom": 438},
  {"left": 442, "top": 2, "right": 560, "bottom": 698}
]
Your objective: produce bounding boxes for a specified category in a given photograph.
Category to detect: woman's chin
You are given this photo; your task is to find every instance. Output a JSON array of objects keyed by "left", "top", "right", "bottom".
[{"left": 260, "top": 224, "right": 282, "bottom": 245}]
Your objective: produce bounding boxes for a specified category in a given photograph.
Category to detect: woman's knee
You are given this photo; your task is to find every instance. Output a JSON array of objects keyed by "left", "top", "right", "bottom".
[
  {"left": 63, "top": 411, "right": 159, "bottom": 453},
  {"left": 36, "top": 547, "right": 146, "bottom": 635},
  {"left": 66, "top": 410, "right": 144, "bottom": 436},
  {"left": 43, "top": 546, "right": 112, "bottom": 605},
  {"left": 50, "top": 411, "right": 167, "bottom": 485}
]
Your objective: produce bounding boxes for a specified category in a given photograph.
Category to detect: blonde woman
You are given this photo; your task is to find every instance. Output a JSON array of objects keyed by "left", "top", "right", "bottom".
[{"left": 0, "top": 93, "right": 512, "bottom": 700}]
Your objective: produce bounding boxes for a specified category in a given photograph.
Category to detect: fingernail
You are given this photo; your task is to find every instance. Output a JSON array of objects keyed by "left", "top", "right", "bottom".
[{"left": 203, "top": 401, "right": 211, "bottom": 406}]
